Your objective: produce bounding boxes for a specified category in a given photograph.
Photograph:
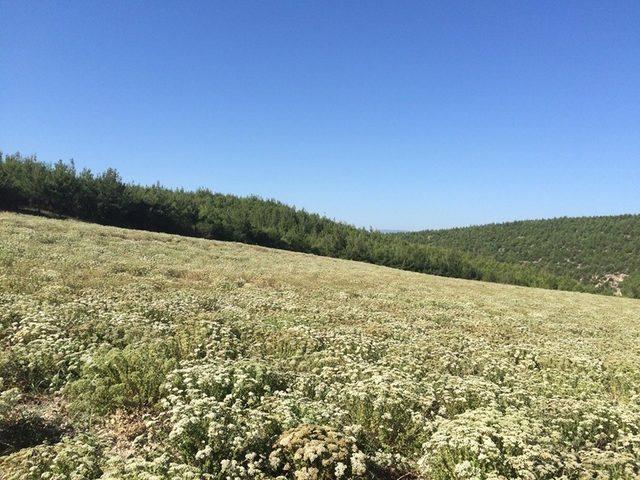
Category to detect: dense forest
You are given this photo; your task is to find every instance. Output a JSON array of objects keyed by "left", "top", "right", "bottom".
[
  {"left": 397, "top": 216, "right": 640, "bottom": 297},
  {"left": 0, "top": 152, "right": 590, "bottom": 294}
]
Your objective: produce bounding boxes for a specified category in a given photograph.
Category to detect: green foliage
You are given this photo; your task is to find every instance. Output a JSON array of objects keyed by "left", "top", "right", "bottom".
[
  {"left": 621, "top": 273, "right": 640, "bottom": 299},
  {"left": 398, "top": 215, "right": 640, "bottom": 296},
  {"left": 0, "top": 152, "right": 586, "bottom": 293},
  {"left": 67, "top": 341, "right": 178, "bottom": 417}
]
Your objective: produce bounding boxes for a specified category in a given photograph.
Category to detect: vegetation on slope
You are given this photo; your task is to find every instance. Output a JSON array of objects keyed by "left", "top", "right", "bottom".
[
  {"left": 0, "top": 213, "right": 639, "bottom": 479},
  {"left": 0, "top": 152, "right": 583, "bottom": 293},
  {"left": 397, "top": 215, "right": 640, "bottom": 297}
]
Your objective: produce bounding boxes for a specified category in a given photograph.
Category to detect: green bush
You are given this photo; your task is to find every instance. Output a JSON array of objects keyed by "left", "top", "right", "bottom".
[
  {"left": 621, "top": 272, "right": 640, "bottom": 298},
  {"left": 67, "top": 341, "right": 178, "bottom": 417}
]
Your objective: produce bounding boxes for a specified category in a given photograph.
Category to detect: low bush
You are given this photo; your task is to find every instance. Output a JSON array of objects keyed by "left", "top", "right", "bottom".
[{"left": 67, "top": 341, "right": 178, "bottom": 417}]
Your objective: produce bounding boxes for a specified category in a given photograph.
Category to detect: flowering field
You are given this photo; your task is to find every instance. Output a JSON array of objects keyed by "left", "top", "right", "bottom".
[{"left": 0, "top": 212, "right": 639, "bottom": 479}]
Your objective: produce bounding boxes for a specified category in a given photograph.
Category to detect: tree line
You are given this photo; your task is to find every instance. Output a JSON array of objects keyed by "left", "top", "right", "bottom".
[{"left": 0, "top": 153, "right": 588, "bottom": 293}]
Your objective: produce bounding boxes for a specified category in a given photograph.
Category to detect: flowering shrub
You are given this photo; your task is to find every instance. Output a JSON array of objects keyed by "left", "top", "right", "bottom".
[
  {"left": 158, "top": 359, "right": 285, "bottom": 477},
  {"left": 269, "top": 424, "right": 367, "bottom": 479},
  {"left": 419, "top": 407, "right": 557, "bottom": 479},
  {"left": 1, "top": 213, "right": 640, "bottom": 479},
  {"left": 0, "top": 378, "right": 21, "bottom": 421},
  {"left": 0, "top": 434, "right": 103, "bottom": 480}
]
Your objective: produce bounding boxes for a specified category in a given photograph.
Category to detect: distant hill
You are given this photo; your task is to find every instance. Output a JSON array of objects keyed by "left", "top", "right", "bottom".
[{"left": 397, "top": 215, "right": 640, "bottom": 296}]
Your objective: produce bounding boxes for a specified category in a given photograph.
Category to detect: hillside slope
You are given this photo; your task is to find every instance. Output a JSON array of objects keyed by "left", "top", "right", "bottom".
[
  {"left": 398, "top": 214, "right": 640, "bottom": 296},
  {"left": 0, "top": 153, "right": 584, "bottom": 294},
  {"left": 1, "top": 213, "right": 639, "bottom": 479}
]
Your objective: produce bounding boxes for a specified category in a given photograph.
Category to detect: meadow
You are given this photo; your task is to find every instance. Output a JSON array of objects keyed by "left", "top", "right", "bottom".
[{"left": 1, "top": 212, "right": 639, "bottom": 479}]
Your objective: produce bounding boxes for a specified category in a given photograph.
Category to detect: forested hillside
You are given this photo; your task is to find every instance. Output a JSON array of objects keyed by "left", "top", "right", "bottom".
[
  {"left": 0, "top": 153, "right": 584, "bottom": 293},
  {"left": 398, "top": 216, "right": 640, "bottom": 297}
]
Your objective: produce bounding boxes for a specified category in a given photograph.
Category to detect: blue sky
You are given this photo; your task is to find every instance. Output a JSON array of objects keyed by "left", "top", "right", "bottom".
[{"left": 1, "top": 1, "right": 639, "bottom": 230}]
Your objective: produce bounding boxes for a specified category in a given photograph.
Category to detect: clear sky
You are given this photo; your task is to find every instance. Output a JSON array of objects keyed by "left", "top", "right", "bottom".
[{"left": 1, "top": 1, "right": 639, "bottom": 230}]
